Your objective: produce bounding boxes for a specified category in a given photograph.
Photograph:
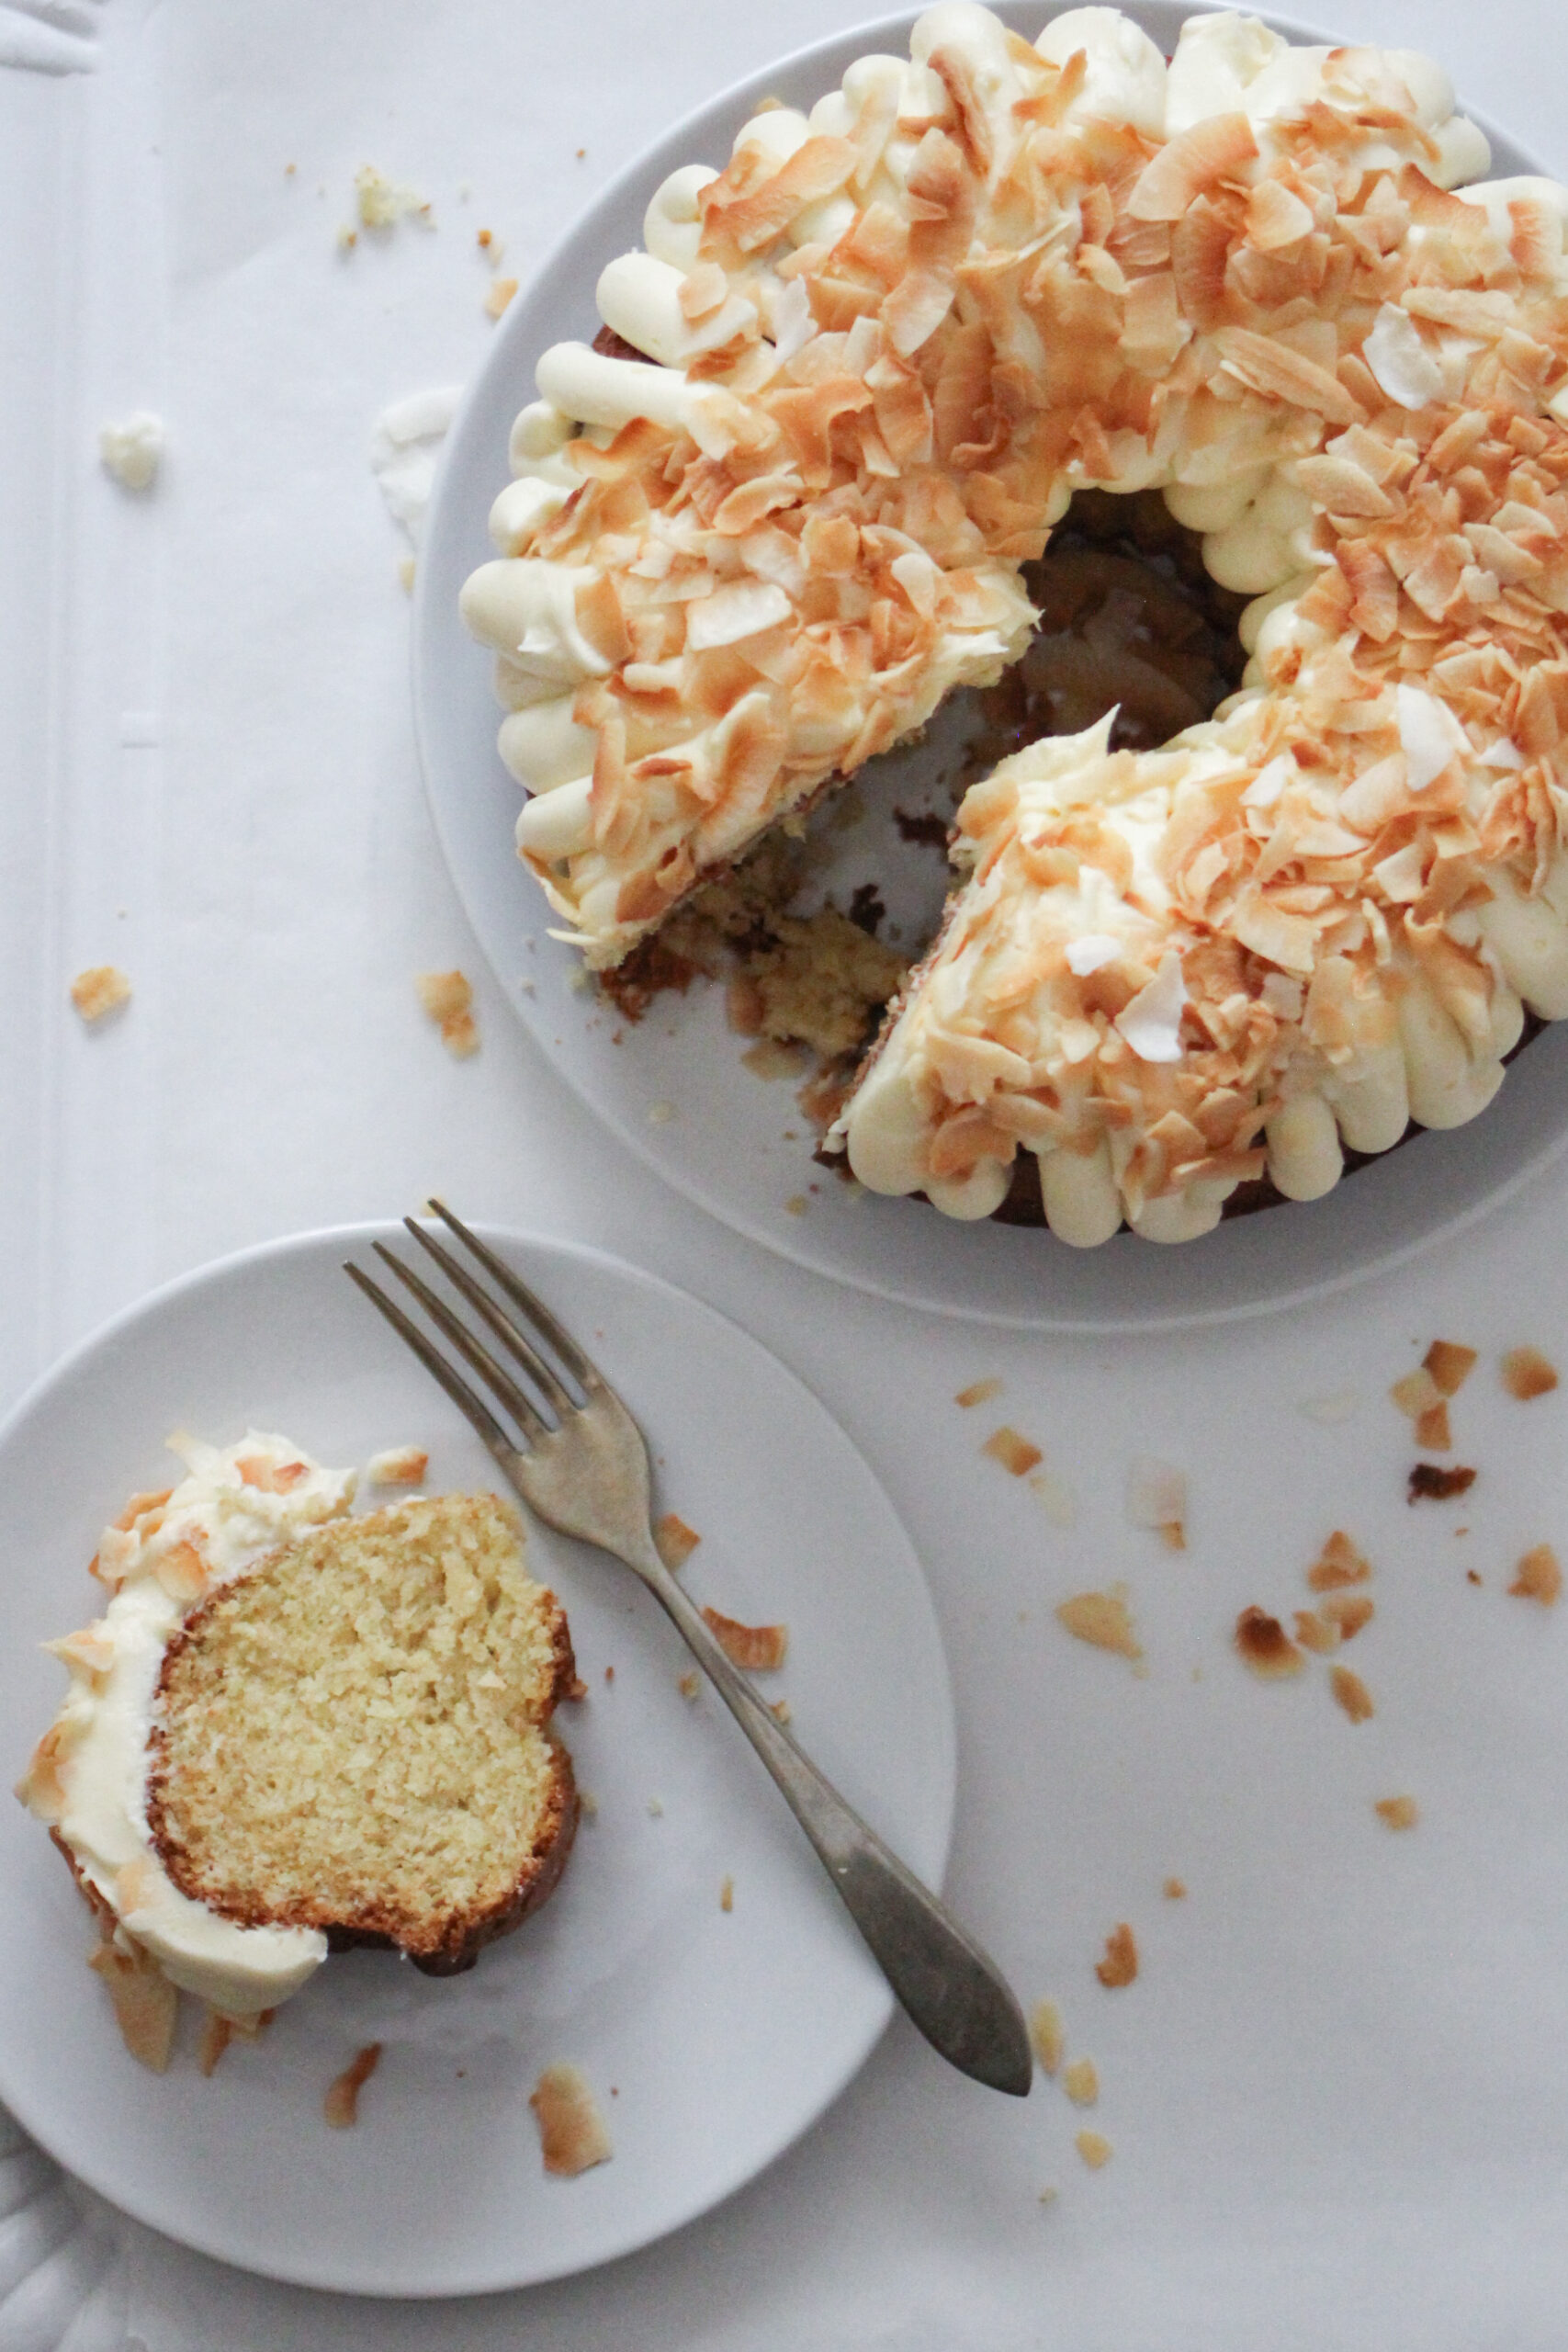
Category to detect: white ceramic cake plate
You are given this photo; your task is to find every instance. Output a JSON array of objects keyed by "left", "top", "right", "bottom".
[
  {"left": 413, "top": 2, "right": 1568, "bottom": 1335},
  {"left": 0, "top": 1223, "right": 955, "bottom": 2297}
]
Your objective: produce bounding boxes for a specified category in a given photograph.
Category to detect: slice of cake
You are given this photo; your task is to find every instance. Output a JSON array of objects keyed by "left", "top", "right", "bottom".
[
  {"left": 18, "top": 1433, "right": 578, "bottom": 2053},
  {"left": 146, "top": 1492, "right": 578, "bottom": 1976}
]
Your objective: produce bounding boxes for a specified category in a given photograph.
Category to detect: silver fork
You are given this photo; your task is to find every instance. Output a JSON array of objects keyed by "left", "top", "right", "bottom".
[{"left": 344, "top": 1204, "right": 1032, "bottom": 2097}]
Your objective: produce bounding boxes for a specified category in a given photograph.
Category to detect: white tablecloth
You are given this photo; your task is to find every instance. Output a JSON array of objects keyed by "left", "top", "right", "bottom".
[{"left": 7, "top": 2, "right": 1568, "bottom": 2344}]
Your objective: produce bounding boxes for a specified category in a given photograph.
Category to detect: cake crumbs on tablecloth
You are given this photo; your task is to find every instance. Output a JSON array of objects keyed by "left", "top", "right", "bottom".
[
  {"left": 415, "top": 968, "right": 479, "bottom": 1057},
  {"left": 1375, "top": 1796, "right": 1419, "bottom": 1829},
  {"left": 1095, "top": 1924, "right": 1138, "bottom": 1988},
  {"left": 1064, "top": 2057, "right": 1098, "bottom": 2108},
  {"left": 1029, "top": 1998, "right": 1064, "bottom": 2075},
  {"left": 720, "top": 1875, "right": 734, "bottom": 1913},
  {"left": 954, "top": 1377, "right": 1003, "bottom": 1409},
  {"left": 530, "top": 2064, "right": 613, "bottom": 2176},
  {"left": 1408, "top": 1463, "right": 1476, "bottom": 1503},
  {"left": 1076, "top": 2131, "right": 1112, "bottom": 2170},
  {"left": 1126, "top": 1457, "right": 1187, "bottom": 1550},
  {"left": 1235, "top": 1607, "right": 1304, "bottom": 1679}
]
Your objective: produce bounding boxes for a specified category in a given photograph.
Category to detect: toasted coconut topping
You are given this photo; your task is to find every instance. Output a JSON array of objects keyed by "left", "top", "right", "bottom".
[
  {"left": 1330, "top": 1664, "right": 1375, "bottom": 1722},
  {"left": 654, "top": 1510, "right": 703, "bottom": 1569},
  {"left": 700, "top": 1604, "right": 788, "bottom": 1671},
  {"left": 1502, "top": 1345, "right": 1560, "bottom": 1399},
  {"left": 70, "top": 966, "right": 131, "bottom": 1023},
  {"left": 983, "top": 1424, "right": 1043, "bottom": 1476},
  {"left": 324, "top": 2041, "right": 382, "bottom": 2128},
  {"left": 1509, "top": 1543, "right": 1562, "bottom": 1603},
  {"left": 88, "top": 1934, "right": 178, "bottom": 2072},
  {"left": 1057, "top": 1586, "right": 1142, "bottom": 1660},
  {"left": 529, "top": 2062, "right": 614, "bottom": 2176},
  {"left": 462, "top": 6, "right": 1567, "bottom": 1247},
  {"left": 1095, "top": 1923, "right": 1139, "bottom": 1988}
]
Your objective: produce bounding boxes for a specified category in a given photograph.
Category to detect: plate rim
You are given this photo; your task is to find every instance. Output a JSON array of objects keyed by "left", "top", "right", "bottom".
[{"left": 0, "top": 1216, "right": 958, "bottom": 2296}]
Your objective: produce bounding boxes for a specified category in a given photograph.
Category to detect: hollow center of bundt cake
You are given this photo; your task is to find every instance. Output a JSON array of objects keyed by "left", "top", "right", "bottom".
[
  {"left": 601, "top": 492, "right": 1248, "bottom": 1125},
  {"left": 147, "top": 1495, "right": 570, "bottom": 1960}
]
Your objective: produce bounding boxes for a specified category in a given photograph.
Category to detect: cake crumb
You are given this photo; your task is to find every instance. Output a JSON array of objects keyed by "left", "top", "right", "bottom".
[
  {"left": 1029, "top": 1998, "right": 1064, "bottom": 2075},
  {"left": 1307, "top": 1531, "right": 1371, "bottom": 1590},
  {"left": 324, "top": 2042, "right": 382, "bottom": 2128},
  {"left": 1056, "top": 1588, "right": 1141, "bottom": 1662},
  {"left": 1323, "top": 1593, "right": 1374, "bottom": 1639},
  {"left": 647, "top": 1796, "right": 664, "bottom": 1817},
  {"left": 1502, "top": 1346, "right": 1559, "bottom": 1401},
  {"left": 99, "top": 413, "right": 164, "bottom": 492},
  {"left": 70, "top": 966, "right": 131, "bottom": 1023},
  {"left": 1408, "top": 1463, "right": 1476, "bottom": 1503},
  {"left": 784, "top": 1194, "right": 808, "bottom": 1216},
  {"left": 678, "top": 1670, "right": 700, "bottom": 1701},
  {"left": 1375, "top": 1795, "right": 1419, "bottom": 1829},
  {"left": 1330, "top": 1666, "right": 1374, "bottom": 1723},
  {"left": 88, "top": 1937, "right": 176, "bottom": 2073},
  {"left": 1076, "top": 2130, "right": 1112, "bottom": 2169},
  {"left": 355, "top": 163, "right": 431, "bottom": 231},
  {"left": 416, "top": 968, "right": 479, "bottom": 1057},
  {"left": 1163, "top": 1877, "right": 1186, "bottom": 1900},
  {"left": 1095, "top": 1924, "right": 1138, "bottom": 1988},
  {"left": 483, "top": 275, "right": 515, "bottom": 316},
  {"left": 654, "top": 1512, "right": 701, "bottom": 1570},
  {"left": 1127, "top": 1457, "right": 1186, "bottom": 1550},
  {"left": 646, "top": 1099, "right": 676, "bottom": 1125},
  {"left": 955, "top": 1377, "right": 1003, "bottom": 1408},
  {"left": 720, "top": 1874, "right": 734, "bottom": 1913},
  {"left": 1424, "top": 1340, "right": 1477, "bottom": 1397},
  {"left": 579, "top": 1790, "right": 598, "bottom": 1818},
  {"left": 1038, "top": 2185, "right": 1059, "bottom": 2206},
  {"left": 701, "top": 1606, "right": 787, "bottom": 1671},
  {"left": 529, "top": 2064, "right": 613, "bottom": 2176},
  {"left": 1235, "top": 1606, "right": 1304, "bottom": 1679},
  {"left": 741, "top": 1036, "right": 811, "bottom": 1080},
  {"left": 982, "top": 1426, "right": 1043, "bottom": 1477},
  {"left": 770, "top": 1698, "right": 793, "bottom": 1724},
  {"left": 1064, "top": 2057, "right": 1099, "bottom": 2108},
  {"left": 398, "top": 554, "right": 416, "bottom": 594},
  {"left": 1509, "top": 1544, "right": 1562, "bottom": 1605},
  {"left": 367, "top": 1446, "right": 428, "bottom": 1487}
]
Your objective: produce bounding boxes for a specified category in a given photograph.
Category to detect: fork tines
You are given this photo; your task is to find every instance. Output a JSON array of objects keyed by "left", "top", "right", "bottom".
[{"left": 344, "top": 1203, "right": 597, "bottom": 1457}]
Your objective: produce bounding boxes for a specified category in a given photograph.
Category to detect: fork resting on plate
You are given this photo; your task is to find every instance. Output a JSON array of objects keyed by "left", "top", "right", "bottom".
[{"left": 346, "top": 1204, "right": 1032, "bottom": 2097}]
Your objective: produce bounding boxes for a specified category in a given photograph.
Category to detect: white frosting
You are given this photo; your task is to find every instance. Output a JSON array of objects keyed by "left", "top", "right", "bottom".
[{"left": 21, "top": 1432, "right": 356, "bottom": 2018}]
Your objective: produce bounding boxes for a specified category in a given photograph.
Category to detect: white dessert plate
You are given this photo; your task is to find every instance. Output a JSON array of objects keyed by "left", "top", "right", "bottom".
[
  {"left": 0, "top": 1223, "right": 955, "bottom": 2297},
  {"left": 413, "top": 3, "right": 1568, "bottom": 1334}
]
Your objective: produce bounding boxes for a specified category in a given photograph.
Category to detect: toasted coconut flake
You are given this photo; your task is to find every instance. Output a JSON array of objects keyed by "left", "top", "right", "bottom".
[
  {"left": 1247, "top": 179, "right": 1314, "bottom": 253},
  {"left": 1064, "top": 2056, "right": 1099, "bottom": 2108},
  {"left": 1509, "top": 1544, "right": 1562, "bottom": 1605},
  {"left": 955, "top": 1376, "right": 1003, "bottom": 1408},
  {"left": 1030, "top": 1997, "right": 1065, "bottom": 2075},
  {"left": 1292, "top": 1608, "right": 1338, "bottom": 1655},
  {"left": 701, "top": 1604, "right": 788, "bottom": 1671},
  {"left": 1128, "top": 115, "right": 1258, "bottom": 222},
  {"left": 1329, "top": 1665, "right": 1374, "bottom": 1724},
  {"left": 1408, "top": 1462, "right": 1476, "bottom": 1502},
  {"left": 1361, "top": 304, "right": 1443, "bottom": 410},
  {"left": 366, "top": 1446, "right": 428, "bottom": 1487},
  {"left": 1213, "top": 327, "right": 1361, "bottom": 424},
  {"left": 530, "top": 2063, "right": 614, "bottom": 2176},
  {"left": 324, "top": 2041, "right": 382, "bottom": 2127},
  {"left": 1126, "top": 1456, "right": 1187, "bottom": 1550},
  {"left": 70, "top": 966, "right": 131, "bottom": 1023},
  {"left": 1095, "top": 1924, "right": 1138, "bottom": 1989},
  {"left": 1415, "top": 1401, "right": 1452, "bottom": 1452},
  {"left": 153, "top": 1539, "right": 209, "bottom": 1605},
  {"left": 654, "top": 1511, "right": 702, "bottom": 1569},
  {"left": 237, "top": 1453, "right": 310, "bottom": 1494},
  {"left": 1057, "top": 1588, "right": 1141, "bottom": 1662},
  {"left": 1115, "top": 951, "right": 1187, "bottom": 1063},
  {"left": 89, "top": 1938, "right": 177, "bottom": 2073},
  {"left": 1076, "top": 2130, "right": 1112, "bottom": 2169},
  {"left": 1323, "top": 1593, "right": 1374, "bottom": 1639},
  {"left": 197, "top": 2008, "right": 235, "bottom": 2078},
  {"left": 1423, "top": 1340, "right": 1478, "bottom": 1397},
  {"left": 1234, "top": 1606, "right": 1304, "bottom": 1679},
  {"left": 983, "top": 1425, "right": 1043, "bottom": 1477},
  {"left": 1390, "top": 1366, "right": 1443, "bottom": 1420},
  {"left": 1397, "top": 684, "right": 1466, "bottom": 790},
  {"left": 1502, "top": 1346, "right": 1559, "bottom": 1400}
]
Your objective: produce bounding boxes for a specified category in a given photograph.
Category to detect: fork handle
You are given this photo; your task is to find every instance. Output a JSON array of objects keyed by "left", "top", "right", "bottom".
[{"left": 638, "top": 1557, "right": 1032, "bottom": 2097}]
